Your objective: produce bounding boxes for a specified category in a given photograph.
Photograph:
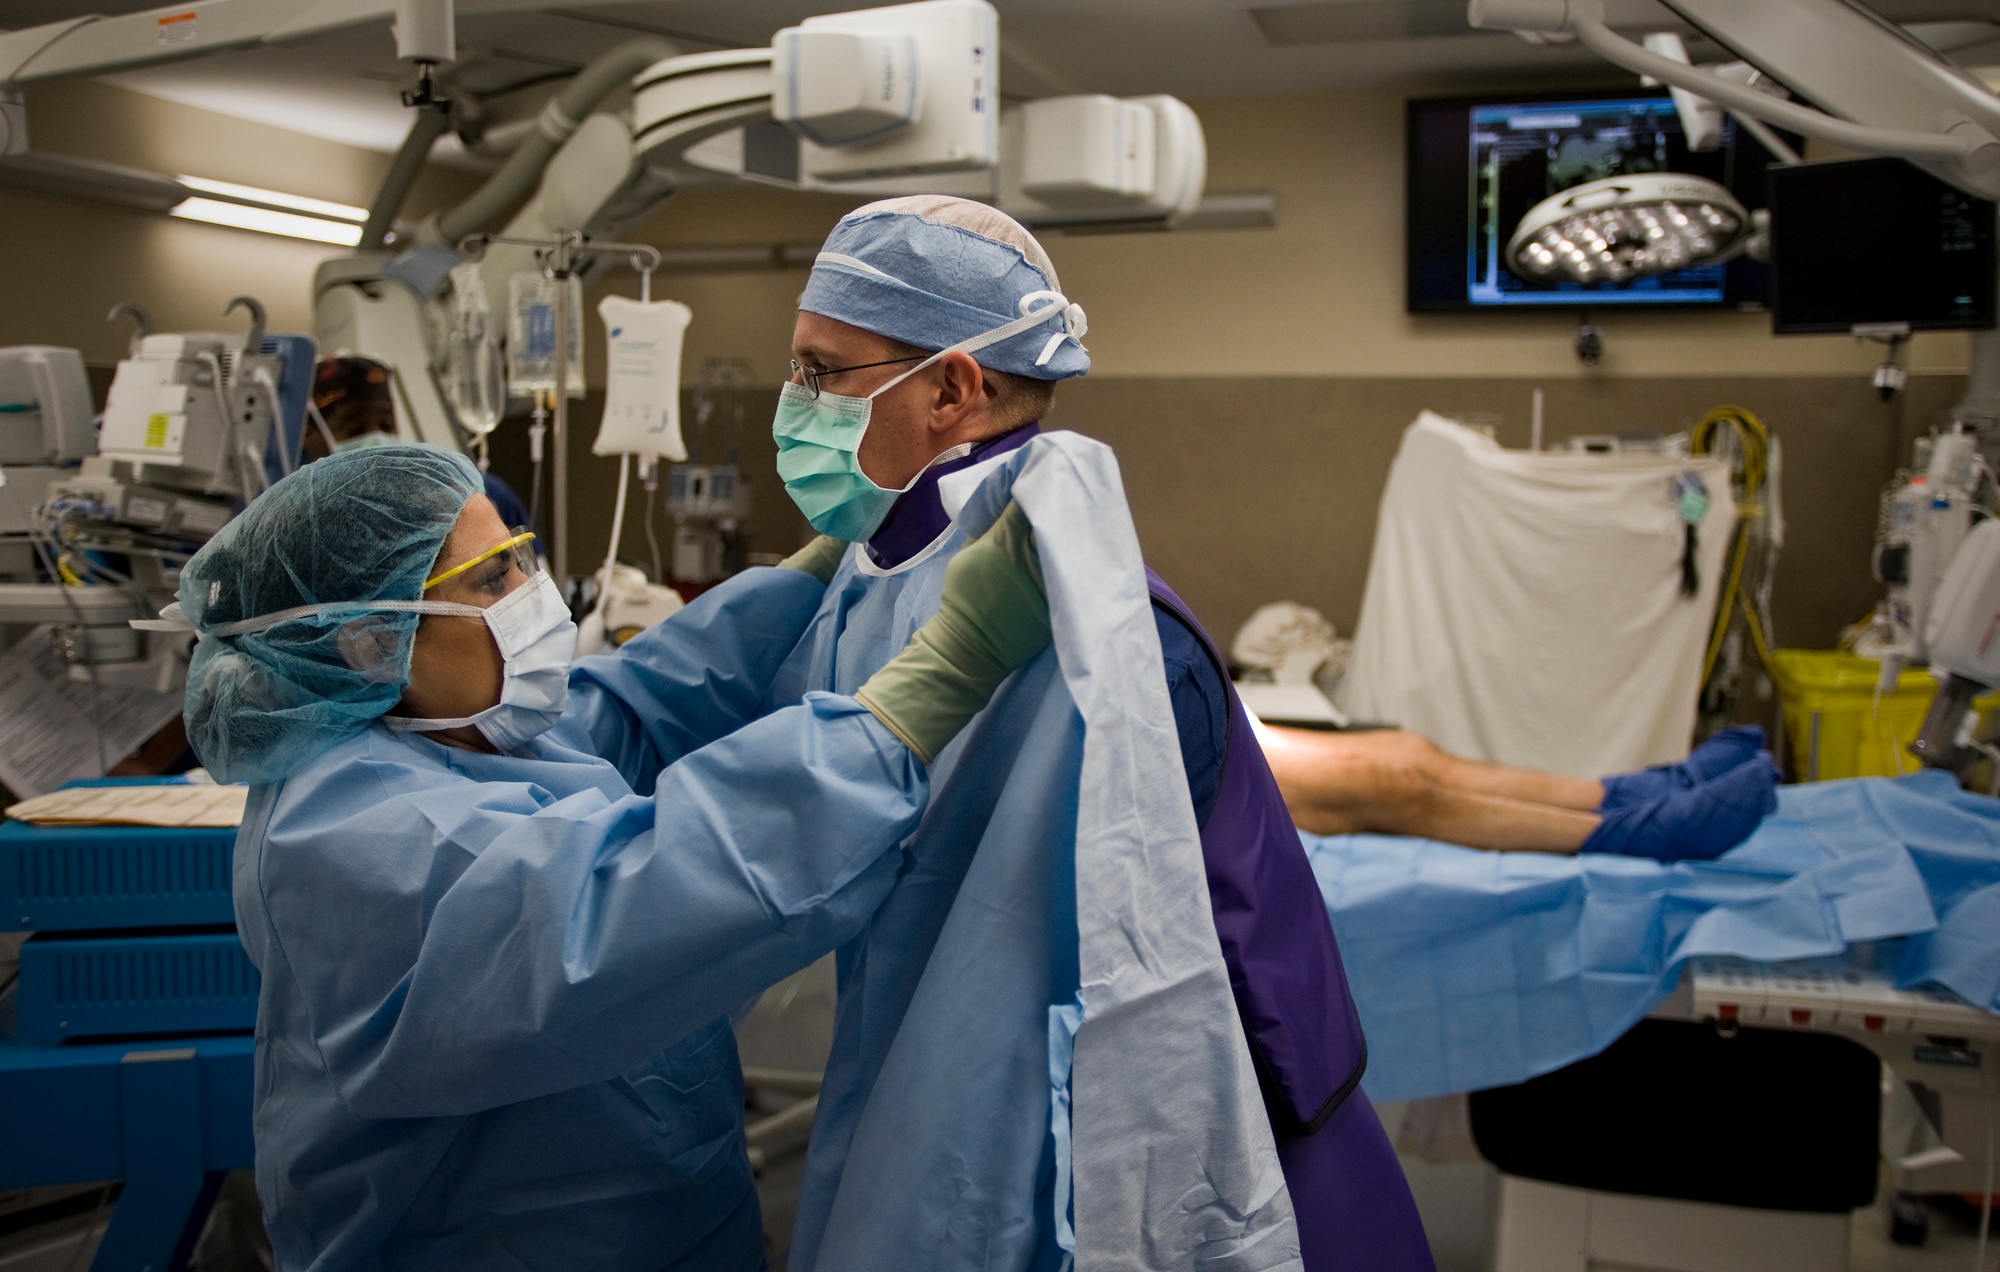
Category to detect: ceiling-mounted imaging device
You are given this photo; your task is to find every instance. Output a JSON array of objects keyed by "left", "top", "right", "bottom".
[
  {"left": 999, "top": 93, "right": 1207, "bottom": 230},
  {"left": 1507, "top": 172, "right": 1751, "bottom": 285},
  {"left": 774, "top": 0, "right": 997, "bottom": 181},
  {"left": 633, "top": 0, "right": 998, "bottom": 187},
  {"left": 772, "top": 26, "right": 921, "bottom": 147},
  {"left": 672, "top": 87, "right": 1210, "bottom": 233}
]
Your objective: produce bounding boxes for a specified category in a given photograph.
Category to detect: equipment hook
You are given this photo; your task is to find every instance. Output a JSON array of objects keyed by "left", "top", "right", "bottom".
[
  {"left": 107, "top": 301, "right": 154, "bottom": 356},
  {"left": 224, "top": 295, "right": 268, "bottom": 351}
]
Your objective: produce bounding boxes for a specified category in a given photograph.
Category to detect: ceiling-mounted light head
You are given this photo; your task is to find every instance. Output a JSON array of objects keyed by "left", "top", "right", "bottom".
[
  {"left": 1506, "top": 173, "right": 1751, "bottom": 285},
  {"left": 395, "top": 0, "right": 455, "bottom": 111},
  {"left": 1466, "top": 0, "right": 1591, "bottom": 38}
]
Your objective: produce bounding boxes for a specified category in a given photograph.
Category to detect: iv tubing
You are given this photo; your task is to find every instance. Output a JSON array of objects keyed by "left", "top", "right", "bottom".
[{"left": 591, "top": 453, "right": 631, "bottom": 627}]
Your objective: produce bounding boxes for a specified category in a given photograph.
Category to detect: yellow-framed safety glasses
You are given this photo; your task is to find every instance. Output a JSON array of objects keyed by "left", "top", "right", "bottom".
[{"left": 424, "top": 530, "right": 538, "bottom": 590}]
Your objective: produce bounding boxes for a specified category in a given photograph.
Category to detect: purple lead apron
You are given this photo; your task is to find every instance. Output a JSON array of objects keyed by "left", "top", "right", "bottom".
[{"left": 1148, "top": 574, "right": 1434, "bottom": 1272}]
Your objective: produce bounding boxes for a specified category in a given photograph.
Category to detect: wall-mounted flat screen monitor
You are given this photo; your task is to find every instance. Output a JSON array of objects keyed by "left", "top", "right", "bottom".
[
  {"left": 1769, "top": 156, "right": 1996, "bottom": 334},
  {"left": 1407, "top": 90, "right": 1786, "bottom": 312}
]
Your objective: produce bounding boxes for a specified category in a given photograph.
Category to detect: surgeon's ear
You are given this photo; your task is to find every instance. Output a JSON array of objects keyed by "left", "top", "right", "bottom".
[{"left": 927, "top": 351, "right": 986, "bottom": 435}]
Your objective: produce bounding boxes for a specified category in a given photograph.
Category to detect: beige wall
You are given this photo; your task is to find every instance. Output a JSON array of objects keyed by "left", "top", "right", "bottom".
[
  {"left": 1045, "top": 90, "right": 1971, "bottom": 379},
  {"left": 6, "top": 78, "right": 1964, "bottom": 386},
  {"left": 0, "top": 80, "right": 484, "bottom": 363},
  {"left": 3, "top": 79, "right": 1955, "bottom": 658},
  {"left": 574, "top": 87, "right": 1969, "bottom": 653},
  {"left": 606, "top": 86, "right": 1975, "bottom": 383},
  {"left": 1055, "top": 374, "right": 1959, "bottom": 654}
]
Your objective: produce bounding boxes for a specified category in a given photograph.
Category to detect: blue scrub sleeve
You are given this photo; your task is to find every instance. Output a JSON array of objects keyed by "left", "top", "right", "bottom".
[
  {"left": 251, "top": 694, "right": 924, "bottom": 1119},
  {"left": 562, "top": 567, "right": 826, "bottom": 791}
]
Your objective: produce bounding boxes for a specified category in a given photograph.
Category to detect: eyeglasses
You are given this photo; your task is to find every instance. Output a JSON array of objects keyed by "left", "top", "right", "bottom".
[
  {"left": 424, "top": 529, "right": 538, "bottom": 590},
  {"left": 788, "top": 355, "right": 926, "bottom": 400}
]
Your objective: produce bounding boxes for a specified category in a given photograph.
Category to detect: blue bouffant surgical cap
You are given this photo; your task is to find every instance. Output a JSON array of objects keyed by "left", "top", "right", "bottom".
[
  {"left": 799, "top": 195, "right": 1089, "bottom": 381},
  {"left": 176, "top": 444, "right": 483, "bottom": 784}
]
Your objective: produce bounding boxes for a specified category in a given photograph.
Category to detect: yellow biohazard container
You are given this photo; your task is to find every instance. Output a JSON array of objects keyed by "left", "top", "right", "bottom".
[{"left": 1773, "top": 649, "right": 2000, "bottom": 781}]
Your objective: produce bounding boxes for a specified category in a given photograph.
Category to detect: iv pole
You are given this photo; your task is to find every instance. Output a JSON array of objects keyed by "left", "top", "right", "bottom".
[{"left": 457, "top": 231, "right": 662, "bottom": 586}]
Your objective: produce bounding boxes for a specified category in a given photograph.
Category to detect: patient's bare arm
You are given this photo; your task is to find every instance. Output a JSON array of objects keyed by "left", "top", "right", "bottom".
[{"left": 1256, "top": 725, "right": 1602, "bottom": 854}]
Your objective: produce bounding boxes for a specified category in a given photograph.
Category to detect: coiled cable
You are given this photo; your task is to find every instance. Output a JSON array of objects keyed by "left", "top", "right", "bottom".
[{"left": 1691, "top": 405, "right": 1777, "bottom": 688}]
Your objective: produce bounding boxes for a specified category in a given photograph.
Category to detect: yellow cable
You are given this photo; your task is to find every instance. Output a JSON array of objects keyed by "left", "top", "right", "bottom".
[
  {"left": 1690, "top": 406, "right": 1775, "bottom": 688},
  {"left": 1699, "top": 519, "right": 1754, "bottom": 684},
  {"left": 1741, "top": 594, "right": 1777, "bottom": 669}
]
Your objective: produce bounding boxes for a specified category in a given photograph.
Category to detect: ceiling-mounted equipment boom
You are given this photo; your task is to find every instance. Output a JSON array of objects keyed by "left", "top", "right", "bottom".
[{"left": 1468, "top": 0, "right": 2000, "bottom": 199}]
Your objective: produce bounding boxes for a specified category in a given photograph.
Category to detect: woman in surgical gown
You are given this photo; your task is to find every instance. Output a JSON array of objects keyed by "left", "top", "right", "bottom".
[{"left": 165, "top": 445, "right": 1047, "bottom": 1271}]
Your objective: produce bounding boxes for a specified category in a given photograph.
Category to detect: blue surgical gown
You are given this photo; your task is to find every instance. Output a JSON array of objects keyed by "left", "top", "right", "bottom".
[{"left": 232, "top": 568, "right": 927, "bottom": 1272}]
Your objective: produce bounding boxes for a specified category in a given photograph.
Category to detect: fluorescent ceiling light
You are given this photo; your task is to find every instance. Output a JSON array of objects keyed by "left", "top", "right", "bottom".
[
  {"left": 166, "top": 174, "right": 367, "bottom": 245},
  {"left": 169, "top": 197, "right": 363, "bottom": 246},
  {"left": 1507, "top": 173, "right": 1751, "bottom": 285},
  {"left": 176, "top": 175, "right": 366, "bottom": 223}
]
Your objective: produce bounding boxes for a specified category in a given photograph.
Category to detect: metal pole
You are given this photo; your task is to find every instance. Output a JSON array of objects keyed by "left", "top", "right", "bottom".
[{"left": 551, "top": 232, "right": 574, "bottom": 583}]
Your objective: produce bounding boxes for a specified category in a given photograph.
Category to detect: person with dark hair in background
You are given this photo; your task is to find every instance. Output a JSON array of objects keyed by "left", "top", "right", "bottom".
[{"left": 305, "top": 354, "right": 530, "bottom": 532}]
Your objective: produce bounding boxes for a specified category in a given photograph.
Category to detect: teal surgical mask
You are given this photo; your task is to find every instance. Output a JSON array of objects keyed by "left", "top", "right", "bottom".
[
  {"left": 771, "top": 378, "right": 918, "bottom": 540},
  {"left": 331, "top": 430, "right": 402, "bottom": 453},
  {"left": 773, "top": 264, "right": 1086, "bottom": 541}
]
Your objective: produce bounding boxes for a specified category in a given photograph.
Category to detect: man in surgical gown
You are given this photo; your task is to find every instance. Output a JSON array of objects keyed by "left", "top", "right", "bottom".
[
  {"left": 772, "top": 195, "right": 1434, "bottom": 1270},
  {"left": 162, "top": 443, "right": 1050, "bottom": 1270}
]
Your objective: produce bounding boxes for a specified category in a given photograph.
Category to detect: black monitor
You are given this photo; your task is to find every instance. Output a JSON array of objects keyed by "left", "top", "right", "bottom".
[
  {"left": 1768, "top": 157, "right": 1997, "bottom": 334},
  {"left": 1407, "top": 90, "right": 1785, "bottom": 313}
]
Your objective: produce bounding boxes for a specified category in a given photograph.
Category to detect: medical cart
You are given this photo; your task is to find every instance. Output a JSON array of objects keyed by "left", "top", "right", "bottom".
[{"left": 0, "top": 778, "right": 257, "bottom": 1271}]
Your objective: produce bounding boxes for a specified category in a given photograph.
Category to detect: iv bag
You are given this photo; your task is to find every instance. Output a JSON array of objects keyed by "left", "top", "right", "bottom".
[
  {"left": 593, "top": 295, "right": 692, "bottom": 461},
  {"left": 505, "top": 272, "right": 584, "bottom": 398},
  {"left": 444, "top": 262, "right": 504, "bottom": 434}
]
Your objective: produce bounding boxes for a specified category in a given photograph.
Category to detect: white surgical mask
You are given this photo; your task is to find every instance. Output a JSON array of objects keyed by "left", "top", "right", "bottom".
[
  {"left": 137, "top": 569, "right": 579, "bottom": 752},
  {"left": 379, "top": 571, "right": 576, "bottom": 750}
]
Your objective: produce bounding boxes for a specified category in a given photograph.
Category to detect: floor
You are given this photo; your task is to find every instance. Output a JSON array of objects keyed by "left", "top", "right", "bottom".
[
  {"left": 1851, "top": 1190, "right": 1996, "bottom": 1272},
  {"left": 756, "top": 1144, "right": 812, "bottom": 1271},
  {"left": 734, "top": 957, "right": 838, "bottom": 1271}
]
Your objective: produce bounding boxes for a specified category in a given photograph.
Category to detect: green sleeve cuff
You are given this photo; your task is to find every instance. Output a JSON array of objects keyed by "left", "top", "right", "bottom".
[{"left": 777, "top": 535, "right": 849, "bottom": 585}]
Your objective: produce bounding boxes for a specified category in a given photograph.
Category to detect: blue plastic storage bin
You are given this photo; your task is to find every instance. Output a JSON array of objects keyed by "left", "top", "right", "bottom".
[
  {"left": 0, "top": 781, "right": 237, "bottom": 931},
  {"left": 14, "top": 930, "right": 259, "bottom": 1045}
]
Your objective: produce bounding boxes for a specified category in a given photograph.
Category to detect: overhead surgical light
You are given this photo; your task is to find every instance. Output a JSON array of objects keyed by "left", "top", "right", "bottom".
[
  {"left": 167, "top": 177, "right": 367, "bottom": 246},
  {"left": 1506, "top": 173, "right": 1751, "bottom": 285},
  {"left": 1466, "top": 0, "right": 2000, "bottom": 201}
]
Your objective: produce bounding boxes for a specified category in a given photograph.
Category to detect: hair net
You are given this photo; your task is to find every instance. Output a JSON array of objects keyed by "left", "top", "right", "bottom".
[
  {"left": 799, "top": 195, "right": 1089, "bottom": 381},
  {"left": 178, "top": 444, "right": 484, "bottom": 784}
]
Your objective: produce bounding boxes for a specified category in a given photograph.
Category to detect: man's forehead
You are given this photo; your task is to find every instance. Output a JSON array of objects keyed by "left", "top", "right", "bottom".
[{"left": 792, "top": 310, "right": 896, "bottom": 357}]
